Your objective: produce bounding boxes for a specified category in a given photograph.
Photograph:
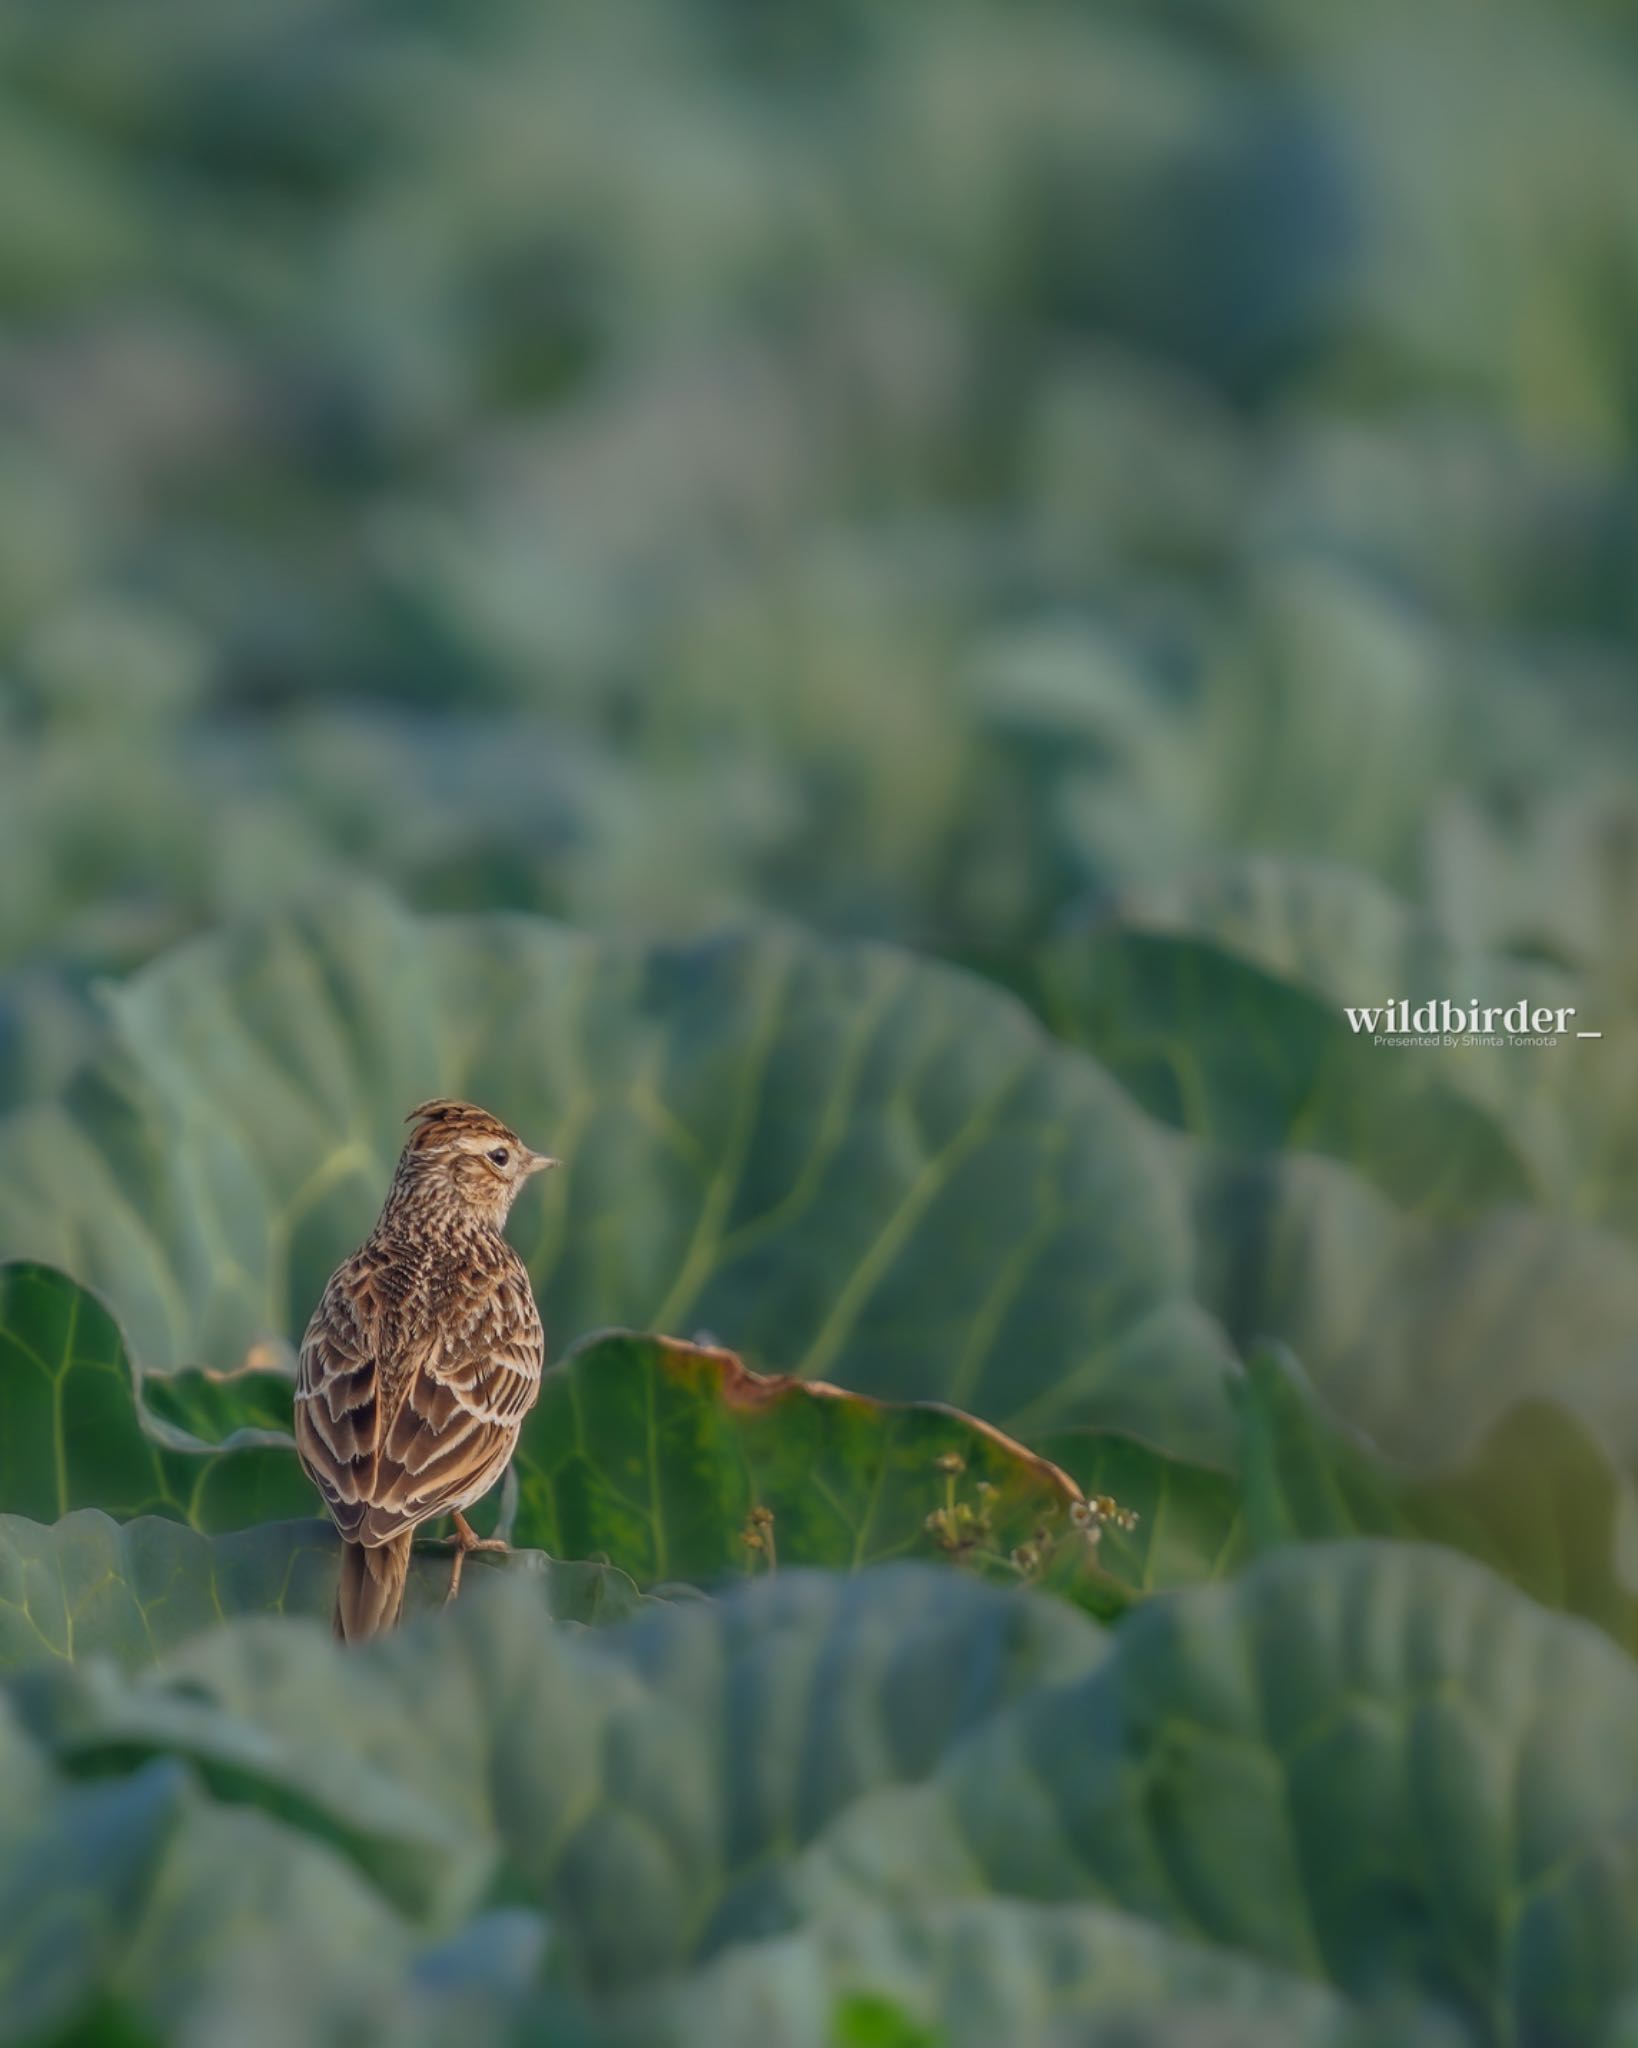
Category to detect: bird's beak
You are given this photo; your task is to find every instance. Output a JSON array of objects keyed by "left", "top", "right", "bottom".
[{"left": 526, "top": 1151, "right": 560, "bottom": 1177}]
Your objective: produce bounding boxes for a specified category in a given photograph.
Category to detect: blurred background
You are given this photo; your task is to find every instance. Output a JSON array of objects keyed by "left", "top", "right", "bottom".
[{"left": 2, "top": 0, "right": 1635, "bottom": 1223}]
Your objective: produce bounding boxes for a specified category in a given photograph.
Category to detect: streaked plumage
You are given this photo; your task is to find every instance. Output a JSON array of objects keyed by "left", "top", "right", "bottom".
[{"left": 295, "top": 1099, "right": 556, "bottom": 1641}]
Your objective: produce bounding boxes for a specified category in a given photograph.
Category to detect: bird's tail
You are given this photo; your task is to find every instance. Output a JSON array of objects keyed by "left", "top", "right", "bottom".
[{"left": 334, "top": 1533, "right": 413, "bottom": 1643}]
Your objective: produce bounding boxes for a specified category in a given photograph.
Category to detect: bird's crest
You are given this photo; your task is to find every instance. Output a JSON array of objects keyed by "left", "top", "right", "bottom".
[{"left": 404, "top": 1099, "right": 520, "bottom": 1149}]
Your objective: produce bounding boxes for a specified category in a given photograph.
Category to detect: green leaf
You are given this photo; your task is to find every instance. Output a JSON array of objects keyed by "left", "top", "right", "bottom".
[
  {"left": 0, "top": 1509, "right": 644, "bottom": 1675},
  {"left": 620, "top": 1901, "right": 1453, "bottom": 2048},
  {"left": 785, "top": 1544, "right": 1638, "bottom": 2046},
  {"left": 0, "top": 1761, "right": 187, "bottom": 2046},
  {"left": 827, "top": 1992, "right": 942, "bottom": 2048},
  {"left": 0, "top": 1741, "right": 562, "bottom": 2048},
  {"left": 98, "top": 1804, "right": 549, "bottom": 2048},
  {"left": 140, "top": 1360, "right": 299, "bottom": 1451},
  {"left": 1040, "top": 853, "right": 1631, "bottom": 1238},
  {"left": 1029, "top": 857, "right": 1638, "bottom": 1470},
  {"left": 11, "top": 1568, "right": 1104, "bottom": 1989},
  {"left": 0, "top": 892, "right": 1236, "bottom": 1458},
  {"left": 1426, "top": 789, "right": 1638, "bottom": 1242},
  {"left": 1238, "top": 1346, "right": 1638, "bottom": 1656},
  {"left": 0, "top": 1263, "right": 309, "bottom": 1534},
  {"left": 1185, "top": 1142, "right": 1638, "bottom": 1468},
  {"left": 1038, "top": 923, "right": 1537, "bottom": 1219},
  {"left": 15, "top": 1548, "right": 1615, "bottom": 2040},
  {"left": 0, "top": 966, "right": 101, "bottom": 1119},
  {"left": 14, "top": 1548, "right": 1637, "bottom": 2040},
  {"left": 514, "top": 1330, "right": 1116, "bottom": 1602}
]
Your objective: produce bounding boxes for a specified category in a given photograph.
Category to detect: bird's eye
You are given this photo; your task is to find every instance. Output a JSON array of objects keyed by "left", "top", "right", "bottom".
[{"left": 488, "top": 1146, "right": 510, "bottom": 1167}]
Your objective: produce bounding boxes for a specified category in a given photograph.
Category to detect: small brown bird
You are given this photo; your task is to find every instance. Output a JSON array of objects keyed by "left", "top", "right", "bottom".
[{"left": 295, "top": 1100, "right": 557, "bottom": 1641}]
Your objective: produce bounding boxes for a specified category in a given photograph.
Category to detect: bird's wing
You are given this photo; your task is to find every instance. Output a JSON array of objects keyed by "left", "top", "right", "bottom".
[
  {"left": 296, "top": 1259, "right": 543, "bottom": 1547},
  {"left": 295, "top": 1266, "right": 381, "bottom": 1543}
]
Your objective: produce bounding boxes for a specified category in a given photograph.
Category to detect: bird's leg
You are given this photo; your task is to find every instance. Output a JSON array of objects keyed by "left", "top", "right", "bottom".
[{"left": 442, "top": 1509, "right": 510, "bottom": 1607}]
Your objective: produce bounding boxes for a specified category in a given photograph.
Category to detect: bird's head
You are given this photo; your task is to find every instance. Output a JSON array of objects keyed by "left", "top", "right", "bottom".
[{"left": 388, "top": 1099, "right": 559, "bottom": 1229}]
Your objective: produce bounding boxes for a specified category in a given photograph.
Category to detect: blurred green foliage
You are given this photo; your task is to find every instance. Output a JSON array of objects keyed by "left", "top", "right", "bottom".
[
  {"left": 2, "top": 0, "right": 1636, "bottom": 1015},
  {"left": 3, "top": 0, "right": 1638, "bottom": 2041}
]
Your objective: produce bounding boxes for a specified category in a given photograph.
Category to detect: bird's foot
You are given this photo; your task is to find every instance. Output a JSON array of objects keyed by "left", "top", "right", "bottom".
[{"left": 442, "top": 1509, "right": 510, "bottom": 1606}]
